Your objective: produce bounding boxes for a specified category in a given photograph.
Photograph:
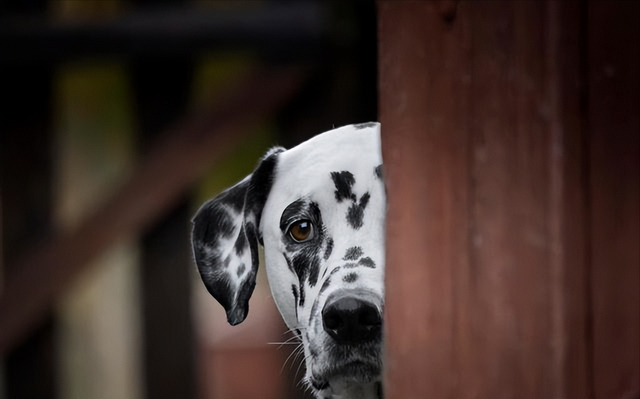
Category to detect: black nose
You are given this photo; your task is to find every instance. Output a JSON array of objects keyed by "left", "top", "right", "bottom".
[{"left": 322, "top": 294, "right": 382, "bottom": 344}]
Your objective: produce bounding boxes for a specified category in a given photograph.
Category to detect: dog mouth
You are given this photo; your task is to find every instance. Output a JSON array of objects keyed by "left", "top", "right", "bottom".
[{"left": 309, "top": 348, "right": 382, "bottom": 391}]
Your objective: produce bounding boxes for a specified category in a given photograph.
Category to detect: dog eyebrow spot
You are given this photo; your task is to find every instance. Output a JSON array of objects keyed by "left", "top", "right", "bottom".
[
  {"left": 330, "top": 171, "right": 356, "bottom": 202},
  {"left": 343, "top": 246, "right": 363, "bottom": 261},
  {"left": 343, "top": 272, "right": 358, "bottom": 283}
]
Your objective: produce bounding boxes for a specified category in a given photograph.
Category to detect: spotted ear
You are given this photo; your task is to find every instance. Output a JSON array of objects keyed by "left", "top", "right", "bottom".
[{"left": 191, "top": 147, "right": 284, "bottom": 325}]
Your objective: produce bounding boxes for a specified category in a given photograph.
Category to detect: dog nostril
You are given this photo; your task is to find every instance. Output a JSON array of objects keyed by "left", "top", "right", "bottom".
[{"left": 322, "top": 296, "right": 382, "bottom": 344}]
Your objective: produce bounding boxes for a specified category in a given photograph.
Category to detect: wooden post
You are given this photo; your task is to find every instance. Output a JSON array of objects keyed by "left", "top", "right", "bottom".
[
  {"left": 587, "top": 2, "right": 639, "bottom": 397},
  {"left": 379, "top": 1, "right": 638, "bottom": 398}
]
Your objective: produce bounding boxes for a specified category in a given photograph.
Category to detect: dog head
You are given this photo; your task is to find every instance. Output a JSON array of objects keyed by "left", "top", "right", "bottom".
[{"left": 192, "top": 122, "right": 385, "bottom": 398}]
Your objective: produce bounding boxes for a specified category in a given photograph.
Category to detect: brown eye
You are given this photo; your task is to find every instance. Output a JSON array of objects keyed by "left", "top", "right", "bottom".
[{"left": 288, "top": 220, "right": 314, "bottom": 242}]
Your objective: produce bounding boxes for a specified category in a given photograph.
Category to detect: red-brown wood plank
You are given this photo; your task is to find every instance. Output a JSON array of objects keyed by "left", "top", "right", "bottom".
[
  {"left": 588, "top": 2, "right": 640, "bottom": 398},
  {"left": 379, "top": 1, "right": 590, "bottom": 397},
  {"left": 379, "top": 1, "right": 468, "bottom": 396}
]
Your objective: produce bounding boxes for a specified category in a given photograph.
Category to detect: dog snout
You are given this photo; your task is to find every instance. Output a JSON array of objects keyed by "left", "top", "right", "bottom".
[{"left": 322, "top": 292, "right": 382, "bottom": 344}]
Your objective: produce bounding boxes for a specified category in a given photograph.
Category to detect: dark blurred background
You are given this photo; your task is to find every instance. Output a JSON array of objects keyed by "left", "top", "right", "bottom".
[{"left": 0, "top": 1, "right": 377, "bottom": 398}]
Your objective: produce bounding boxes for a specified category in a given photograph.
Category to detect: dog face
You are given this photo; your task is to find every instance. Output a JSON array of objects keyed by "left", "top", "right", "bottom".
[{"left": 192, "top": 123, "right": 385, "bottom": 398}]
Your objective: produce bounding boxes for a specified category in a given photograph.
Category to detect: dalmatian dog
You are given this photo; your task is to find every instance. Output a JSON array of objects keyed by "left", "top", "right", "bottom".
[{"left": 191, "top": 122, "right": 385, "bottom": 399}]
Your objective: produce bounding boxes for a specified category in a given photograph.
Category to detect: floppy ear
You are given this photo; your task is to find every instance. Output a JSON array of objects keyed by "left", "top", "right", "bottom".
[{"left": 192, "top": 147, "right": 284, "bottom": 325}]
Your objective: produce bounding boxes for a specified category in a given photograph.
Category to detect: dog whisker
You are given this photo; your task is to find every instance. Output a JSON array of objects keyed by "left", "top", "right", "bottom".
[
  {"left": 295, "top": 351, "right": 313, "bottom": 383},
  {"left": 280, "top": 342, "right": 305, "bottom": 375}
]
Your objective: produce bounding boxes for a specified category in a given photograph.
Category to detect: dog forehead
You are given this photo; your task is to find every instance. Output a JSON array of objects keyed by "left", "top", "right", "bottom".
[{"left": 274, "top": 123, "right": 381, "bottom": 192}]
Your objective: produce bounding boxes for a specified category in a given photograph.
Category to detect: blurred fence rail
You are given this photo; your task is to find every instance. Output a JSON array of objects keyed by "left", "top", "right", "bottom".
[{"left": 0, "top": 67, "right": 306, "bottom": 356}]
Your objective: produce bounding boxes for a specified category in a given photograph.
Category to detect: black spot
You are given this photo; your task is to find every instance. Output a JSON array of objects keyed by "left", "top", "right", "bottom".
[
  {"left": 292, "top": 285, "right": 299, "bottom": 304},
  {"left": 323, "top": 237, "right": 334, "bottom": 260},
  {"left": 343, "top": 246, "right": 363, "bottom": 261},
  {"left": 353, "top": 122, "right": 378, "bottom": 130},
  {"left": 343, "top": 272, "right": 358, "bottom": 283},
  {"left": 292, "top": 285, "right": 299, "bottom": 320},
  {"left": 223, "top": 254, "right": 231, "bottom": 268},
  {"left": 234, "top": 230, "right": 247, "bottom": 256},
  {"left": 358, "top": 257, "right": 376, "bottom": 268},
  {"left": 330, "top": 171, "right": 356, "bottom": 202},
  {"left": 347, "top": 192, "right": 370, "bottom": 229},
  {"left": 374, "top": 164, "right": 383, "bottom": 179},
  {"left": 308, "top": 252, "right": 321, "bottom": 288},
  {"left": 287, "top": 252, "right": 312, "bottom": 303},
  {"left": 344, "top": 262, "right": 358, "bottom": 268},
  {"left": 299, "top": 284, "right": 306, "bottom": 307},
  {"left": 359, "top": 192, "right": 370, "bottom": 208},
  {"left": 236, "top": 263, "right": 245, "bottom": 277}
]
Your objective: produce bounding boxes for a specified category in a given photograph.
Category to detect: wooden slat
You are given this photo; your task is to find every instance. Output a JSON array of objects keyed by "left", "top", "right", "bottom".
[
  {"left": 379, "top": 1, "right": 590, "bottom": 397},
  {"left": 0, "top": 67, "right": 305, "bottom": 355},
  {"left": 379, "top": 1, "right": 468, "bottom": 396},
  {"left": 588, "top": 2, "right": 640, "bottom": 397}
]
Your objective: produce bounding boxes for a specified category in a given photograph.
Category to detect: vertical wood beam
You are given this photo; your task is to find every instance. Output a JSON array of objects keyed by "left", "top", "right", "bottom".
[
  {"left": 132, "top": 57, "right": 197, "bottom": 399},
  {"left": 1, "top": 60, "right": 56, "bottom": 399},
  {"left": 378, "top": 1, "right": 619, "bottom": 397},
  {"left": 587, "top": 2, "right": 640, "bottom": 398}
]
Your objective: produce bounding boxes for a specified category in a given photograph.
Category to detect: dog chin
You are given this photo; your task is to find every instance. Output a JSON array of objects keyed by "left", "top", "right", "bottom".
[
  {"left": 329, "top": 361, "right": 381, "bottom": 384},
  {"left": 310, "top": 358, "right": 382, "bottom": 391}
]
